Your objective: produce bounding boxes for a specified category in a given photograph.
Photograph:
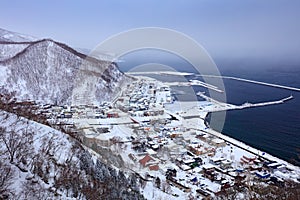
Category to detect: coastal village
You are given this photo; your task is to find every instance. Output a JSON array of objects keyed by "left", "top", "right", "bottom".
[{"left": 36, "top": 76, "right": 300, "bottom": 199}]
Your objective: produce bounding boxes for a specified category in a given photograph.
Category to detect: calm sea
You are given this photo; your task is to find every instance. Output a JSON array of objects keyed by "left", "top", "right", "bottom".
[{"left": 208, "top": 67, "right": 300, "bottom": 166}]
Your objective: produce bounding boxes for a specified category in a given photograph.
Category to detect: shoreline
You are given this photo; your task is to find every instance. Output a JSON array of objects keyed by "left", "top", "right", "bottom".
[
  {"left": 129, "top": 72, "right": 300, "bottom": 172},
  {"left": 175, "top": 101, "right": 300, "bottom": 172},
  {"left": 63, "top": 73, "right": 300, "bottom": 198},
  {"left": 185, "top": 97, "right": 300, "bottom": 172},
  {"left": 203, "top": 112, "right": 300, "bottom": 171}
]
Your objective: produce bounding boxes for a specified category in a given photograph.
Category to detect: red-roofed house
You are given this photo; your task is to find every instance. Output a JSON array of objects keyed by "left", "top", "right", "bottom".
[
  {"left": 139, "top": 154, "right": 153, "bottom": 167},
  {"left": 149, "top": 165, "right": 159, "bottom": 171}
]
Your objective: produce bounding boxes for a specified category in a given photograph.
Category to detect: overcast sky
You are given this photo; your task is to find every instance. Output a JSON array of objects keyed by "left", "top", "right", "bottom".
[{"left": 1, "top": 0, "right": 300, "bottom": 63}]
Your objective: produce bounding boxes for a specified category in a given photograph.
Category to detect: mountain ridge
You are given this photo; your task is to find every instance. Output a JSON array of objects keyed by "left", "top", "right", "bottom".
[
  {"left": 0, "top": 27, "right": 37, "bottom": 42},
  {"left": 0, "top": 28, "right": 129, "bottom": 105},
  {"left": 0, "top": 38, "right": 110, "bottom": 65}
]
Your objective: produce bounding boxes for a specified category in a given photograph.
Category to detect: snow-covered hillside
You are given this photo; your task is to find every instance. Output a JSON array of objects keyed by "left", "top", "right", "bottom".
[
  {"left": 0, "top": 28, "right": 129, "bottom": 105},
  {"left": 0, "top": 110, "right": 144, "bottom": 199},
  {"left": 0, "top": 28, "right": 36, "bottom": 61},
  {"left": 0, "top": 42, "right": 30, "bottom": 61},
  {"left": 0, "top": 28, "right": 36, "bottom": 42}
]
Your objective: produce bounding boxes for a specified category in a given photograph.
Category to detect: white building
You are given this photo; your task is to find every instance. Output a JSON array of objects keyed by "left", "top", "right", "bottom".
[{"left": 156, "top": 89, "right": 172, "bottom": 104}]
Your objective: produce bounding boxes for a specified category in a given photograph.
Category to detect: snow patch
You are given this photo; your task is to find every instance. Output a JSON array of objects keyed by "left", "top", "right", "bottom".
[{"left": 0, "top": 65, "right": 8, "bottom": 85}]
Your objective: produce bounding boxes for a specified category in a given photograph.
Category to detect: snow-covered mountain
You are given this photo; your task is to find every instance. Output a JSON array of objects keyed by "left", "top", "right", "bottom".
[
  {"left": 0, "top": 28, "right": 129, "bottom": 105},
  {"left": 0, "top": 28, "right": 36, "bottom": 61},
  {"left": 0, "top": 28, "right": 37, "bottom": 42}
]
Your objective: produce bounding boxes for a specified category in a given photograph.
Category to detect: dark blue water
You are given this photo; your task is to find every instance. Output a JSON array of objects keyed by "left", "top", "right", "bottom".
[
  {"left": 191, "top": 67, "right": 300, "bottom": 166},
  {"left": 205, "top": 77, "right": 300, "bottom": 166},
  {"left": 217, "top": 67, "right": 300, "bottom": 165}
]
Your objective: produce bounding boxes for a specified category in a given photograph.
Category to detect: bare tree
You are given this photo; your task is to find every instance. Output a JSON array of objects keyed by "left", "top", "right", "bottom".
[
  {"left": 19, "top": 180, "right": 50, "bottom": 200},
  {"left": 0, "top": 121, "right": 34, "bottom": 169},
  {"left": 0, "top": 161, "right": 14, "bottom": 199}
]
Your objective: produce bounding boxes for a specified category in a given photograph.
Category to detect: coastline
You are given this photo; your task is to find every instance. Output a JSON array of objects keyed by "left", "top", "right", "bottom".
[
  {"left": 67, "top": 73, "right": 300, "bottom": 198},
  {"left": 130, "top": 72, "right": 300, "bottom": 173},
  {"left": 184, "top": 105, "right": 300, "bottom": 173},
  {"left": 203, "top": 114, "right": 300, "bottom": 173}
]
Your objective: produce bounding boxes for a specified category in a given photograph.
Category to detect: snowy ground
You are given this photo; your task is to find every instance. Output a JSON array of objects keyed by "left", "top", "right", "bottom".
[{"left": 53, "top": 75, "right": 300, "bottom": 199}]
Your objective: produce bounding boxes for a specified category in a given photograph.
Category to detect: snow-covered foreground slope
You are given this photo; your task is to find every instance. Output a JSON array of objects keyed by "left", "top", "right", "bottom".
[{"left": 0, "top": 110, "right": 144, "bottom": 199}]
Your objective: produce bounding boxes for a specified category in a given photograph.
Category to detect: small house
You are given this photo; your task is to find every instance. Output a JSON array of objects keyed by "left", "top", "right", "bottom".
[
  {"left": 149, "top": 165, "right": 159, "bottom": 171},
  {"left": 255, "top": 171, "right": 270, "bottom": 179},
  {"left": 211, "top": 138, "right": 226, "bottom": 147},
  {"left": 139, "top": 154, "right": 153, "bottom": 167}
]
